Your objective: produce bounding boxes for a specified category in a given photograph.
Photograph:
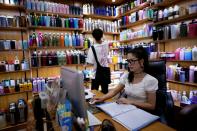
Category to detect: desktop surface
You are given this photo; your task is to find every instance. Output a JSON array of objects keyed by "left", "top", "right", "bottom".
[{"left": 91, "top": 90, "right": 175, "bottom": 131}]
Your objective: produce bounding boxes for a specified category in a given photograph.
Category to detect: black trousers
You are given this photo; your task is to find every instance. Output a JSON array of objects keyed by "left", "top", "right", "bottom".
[{"left": 91, "top": 79, "right": 109, "bottom": 94}]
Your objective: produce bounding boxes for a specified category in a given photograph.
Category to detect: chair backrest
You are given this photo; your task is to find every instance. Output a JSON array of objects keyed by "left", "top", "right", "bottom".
[
  {"left": 147, "top": 60, "right": 175, "bottom": 127},
  {"left": 177, "top": 104, "right": 197, "bottom": 131},
  {"left": 147, "top": 60, "right": 167, "bottom": 91}
]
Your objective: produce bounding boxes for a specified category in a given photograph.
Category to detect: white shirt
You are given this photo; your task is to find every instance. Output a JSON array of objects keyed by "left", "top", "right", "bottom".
[
  {"left": 119, "top": 73, "right": 158, "bottom": 103},
  {"left": 86, "top": 42, "right": 109, "bottom": 68}
]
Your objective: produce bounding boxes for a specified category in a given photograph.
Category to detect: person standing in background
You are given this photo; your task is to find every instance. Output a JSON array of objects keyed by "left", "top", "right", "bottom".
[{"left": 86, "top": 28, "right": 110, "bottom": 94}]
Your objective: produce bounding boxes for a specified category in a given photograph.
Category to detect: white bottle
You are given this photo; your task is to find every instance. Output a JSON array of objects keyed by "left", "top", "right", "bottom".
[
  {"left": 189, "top": 65, "right": 195, "bottom": 83},
  {"left": 192, "top": 46, "right": 197, "bottom": 61},
  {"left": 189, "top": 91, "right": 193, "bottom": 99},
  {"left": 179, "top": 48, "right": 185, "bottom": 60},
  {"left": 174, "top": 5, "right": 180, "bottom": 18}
]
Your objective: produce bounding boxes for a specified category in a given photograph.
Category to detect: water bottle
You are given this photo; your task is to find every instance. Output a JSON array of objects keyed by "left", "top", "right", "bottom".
[{"left": 192, "top": 46, "right": 197, "bottom": 61}]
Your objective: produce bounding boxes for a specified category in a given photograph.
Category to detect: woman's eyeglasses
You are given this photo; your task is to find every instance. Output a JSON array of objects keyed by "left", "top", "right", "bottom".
[{"left": 126, "top": 59, "right": 139, "bottom": 64}]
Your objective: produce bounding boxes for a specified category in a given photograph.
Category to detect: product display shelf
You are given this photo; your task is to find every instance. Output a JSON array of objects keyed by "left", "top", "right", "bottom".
[
  {"left": 0, "top": 70, "right": 30, "bottom": 74},
  {"left": 0, "top": 27, "right": 27, "bottom": 31},
  {"left": 149, "top": 0, "right": 191, "bottom": 9},
  {"left": 166, "top": 60, "right": 197, "bottom": 63},
  {"left": 31, "top": 64, "right": 86, "bottom": 69},
  {"left": 153, "top": 12, "right": 197, "bottom": 26},
  {"left": 167, "top": 80, "right": 197, "bottom": 87},
  {"left": 0, "top": 49, "right": 28, "bottom": 52},
  {"left": 0, "top": 122, "right": 27, "bottom": 131},
  {"left": 28, "top": 26, "right": 83, "bottom": 31},
  {"left": 119, "top": 36, "right": 152, "bottom": 43},
  {"left": 0, "top": 3, "right": 25, "bottom": 11},
  {"left": 152, "top": 36, "right": 197, "bottom": 43},
  {"left": 119, "top": 18, "right": 152, "bottom": 29},
  {"left": 0, "top": 90, "right": 32, "bottom": 97},
  {"left": 83, "top": 14, "right": 117, "bottom": 20},
  {"left": 27, "top": 9, "right": 83, "bottom": 18},
  {"left": 29, "top": 46, "right": 84, "bottom": 50},
  {"left": 82, "top": 31, "right": 120, "bottom": 35},
  {"left": 116, "top": 1, "right": 150, "bottom": 19}
]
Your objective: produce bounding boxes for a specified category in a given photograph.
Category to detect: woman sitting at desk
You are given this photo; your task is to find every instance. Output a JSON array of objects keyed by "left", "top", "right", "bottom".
[{"left": 92, "top": 46, "right": 158, "bottom": 110}]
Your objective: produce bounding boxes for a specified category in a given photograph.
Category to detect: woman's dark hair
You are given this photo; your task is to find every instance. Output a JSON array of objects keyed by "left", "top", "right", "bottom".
[
  {"left": 128, "top": 46, "right": 149, "bottom": 83},
  {"left": 92, "top": 28, "right": 103, "bottom": 41}
]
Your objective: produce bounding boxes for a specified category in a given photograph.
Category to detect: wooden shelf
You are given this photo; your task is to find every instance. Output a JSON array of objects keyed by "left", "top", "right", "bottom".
[
  {"left": 152, "top": 36, "right": 197, "bottom": 43},
  {"left": 167, "top": 80, "right": 197, "bottom": 87},
  {"left": 0, "top": 122, "right": 27, "bottom": 131},
  {"left": 82, "top": 31, "right": 119, "bottom": 35},
  {"left": 0, "top": 27, "right": 27, "bottom": 31},
  {"left": 0, "top": 49, "right": 27, "bottom": 52},
  {"left": 31, "top": 64, "right": 86, "bottom": 69},
  {"left": 29, "top": 46, "right": 84, "bottom": 50},
  {"left": 27, "top": 9, "right": 83, "bottom": 18},
  {"left": 119, "top": 36, "right": 152, "bottom": 43},
  {"left": 0, "top": 3, "right": 25, "bottom": 11},
  {"left": 117, "top": 2, "right": 150, "bottom": 18},
  {"left": 0, "top": 90, "right": 32, "bottom": 97},
  {"left": 0, "top": 70, "right": 30, "bottom": 74},
  {"left": 28, "top": 26, "right": 83, "bottom": 31},
  {"left": 153, "top": 13, "right": 197, "bottom": 26},
  {"left": 166, "top": 60, "right": 197, "bottom": 62},
  {"left": 119, "top": 19, "right": 152, "bottom": 29},
  {"left": 149, "top": 0, "right": 182, "bottom": 8},
  {"left": 83, "top": 14, "right": 116, "bottom": 20}
]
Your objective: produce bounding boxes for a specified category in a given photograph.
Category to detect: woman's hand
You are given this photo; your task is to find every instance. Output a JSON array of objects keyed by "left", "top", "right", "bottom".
[
  {"left": 90, "top": 97, "right": 104, "bottom": 104},
  {"left": 116, "top": 98, "right": 132, "bottom": 105}
]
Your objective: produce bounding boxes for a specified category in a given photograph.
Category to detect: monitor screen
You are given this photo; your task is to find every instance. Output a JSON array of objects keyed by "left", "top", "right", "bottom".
[{"left": 61, "top": 67, "right": 87, "bottom": 120}]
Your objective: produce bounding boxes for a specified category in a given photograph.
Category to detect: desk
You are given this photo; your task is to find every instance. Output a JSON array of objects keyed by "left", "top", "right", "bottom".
[{"left": 92, "top": 90, "right": 175, "bottom": 131}]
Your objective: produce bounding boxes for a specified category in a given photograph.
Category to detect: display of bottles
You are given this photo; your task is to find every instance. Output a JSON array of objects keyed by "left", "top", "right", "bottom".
[
  {"left": 120, "top": 24, "right": 152, "bottom": 41},
  {"left": 83, "top": 4, "right": 117, "bottom": 16},
  {"left": 0, "top": 40, "right": 28, "bottom": 50},
  {"left": 0, "top": 0, "right": 24, "bottom": 5},
  {"left": 0, "top": 58, "right": 29, "bottom": 72},
  {"left": 167, "top": 64, "right": 197, "bottom": 83},
  {"left": 26, "top": 0, "right": 82, "bottom": 15},
  {"left": 27, "top": 14, "right": 83, "bottom": 29},
  {"left": 120, "top": 8, "right": 153, "bottom": 26},
  {"left": 29, "top": 32, "right": 84, "bottom": 48},
  {"left": 159, "top": 46, "right": 197, "bottom": 61},
  {"left": 31, "top": 50, "right": 86, "bottom": 67},
  {"left": 0, "top": 78, "right": 32, "bottom": 94},
  {"left": 118, "top": 0, "right": 148, "bottom": 15},
  {"left": 83, "top": 18, "right": 118, "bottom": 33},
  {"left": 0, "top": 15, "right": 26, "bottom": 27}
]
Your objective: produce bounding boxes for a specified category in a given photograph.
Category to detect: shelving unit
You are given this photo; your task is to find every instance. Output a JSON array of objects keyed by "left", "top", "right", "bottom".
[
  {"left": 0, "top": 3, "right": 25, "bottom": 11},
  {"left": 119, "top": 36, "right": 152, "bottom": 43},
  {"left": 0, "top": 49, "right": 28, "bottom": 52},
  {"left": 0, "top": 90, "right": 32, "bottom": 97},
  {"left": 0, "top": 122, "right": 27, "bottom": 131},
  {"left": 153, "top": 12, "right": 197, "bottom": 26},
  {"left": 152, "top": 36, "right": 197, "bottom": 43},
  {"left": 29, "top": 46, "right": 84, "bottom": 50},
  {"left": 0, "top": 70, "right": 30, "bottom": 74},
  {"left": 119, "top": 18, "right": 152, "bottom": 29},
  {"left": 28, "top": 26, "right": 83, "bottom": 31},
  {"left": 0, "top": 27, "right": 27, "bottom": 31},
  {"left": 116, "top": 2, "right": 150, "bottom": 18},
  {"left": 167, "top": 80, "right": 197, "bottom": 87},
  {"left": 82, "top": 31, "right": 119, "bottom": 35},
  {"left": 166, "top": 60, "right": 197, "bottom": 63},
  {"left": 27, "top": 9, "right": 83, "bottom": 18},
  {"left": 149, "top": 0, "right": 183, "bottom": 8},
  {"left": 83, "top": 14, "right": 116, "bottom": 20}
]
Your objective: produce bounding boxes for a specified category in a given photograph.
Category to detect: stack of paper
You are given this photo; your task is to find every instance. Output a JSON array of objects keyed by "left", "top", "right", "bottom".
[{"left": 97, "top": 102, "right": 159, "bottom": 131}]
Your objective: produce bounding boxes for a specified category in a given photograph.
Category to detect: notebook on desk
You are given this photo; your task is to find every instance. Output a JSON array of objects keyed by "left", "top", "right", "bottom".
[{"left": 96, "top": 102, "right": 159, "bottom": 131}]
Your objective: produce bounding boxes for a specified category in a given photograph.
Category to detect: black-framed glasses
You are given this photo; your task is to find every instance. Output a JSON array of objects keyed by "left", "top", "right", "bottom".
[{"left": 126, "top": 59, "right": 139, "bottom": 64}]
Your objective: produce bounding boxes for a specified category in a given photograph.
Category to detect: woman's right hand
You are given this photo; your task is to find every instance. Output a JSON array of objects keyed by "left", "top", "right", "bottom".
[{"left": 90, "top": 97, "right": 104, "bottom": 104}]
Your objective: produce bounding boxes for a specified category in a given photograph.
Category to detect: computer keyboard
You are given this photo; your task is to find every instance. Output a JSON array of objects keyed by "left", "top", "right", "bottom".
[{"left": 87, "top": 103, "right": 102, "bottom": 114}]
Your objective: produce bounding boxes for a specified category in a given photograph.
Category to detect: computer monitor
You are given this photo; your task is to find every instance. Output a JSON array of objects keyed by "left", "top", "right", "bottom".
[{"left": 61, "top": 67, "right": 87, "bottom": 120}]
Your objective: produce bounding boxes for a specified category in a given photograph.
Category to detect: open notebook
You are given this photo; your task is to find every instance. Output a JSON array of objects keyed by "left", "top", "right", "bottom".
[{"left": 96, "top": 102, "right": 159, "bottom": 131}]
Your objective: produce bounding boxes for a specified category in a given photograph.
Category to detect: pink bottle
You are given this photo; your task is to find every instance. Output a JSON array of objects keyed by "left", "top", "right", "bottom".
[{"left": 175, "top": 48, "right": 181, "bottom": 60}]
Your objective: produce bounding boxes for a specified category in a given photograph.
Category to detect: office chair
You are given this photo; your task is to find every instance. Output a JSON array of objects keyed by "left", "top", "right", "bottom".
[
  {"left": 147, "top": 60, "right": 175, "bottom": 128},
  {"left": 176, "top": 104, "right": 197, "bottom": 131}
]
